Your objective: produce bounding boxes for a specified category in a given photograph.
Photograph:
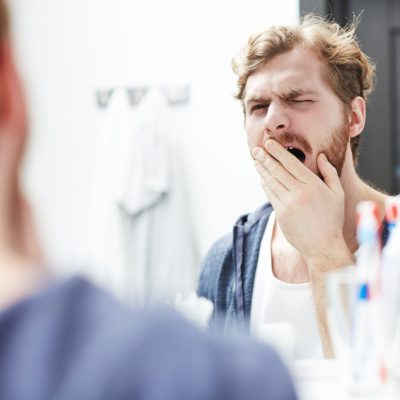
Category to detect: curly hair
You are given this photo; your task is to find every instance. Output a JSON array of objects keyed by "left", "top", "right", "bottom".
[{"left": 232, "top": 14, "right": 376, "bottom": 161}]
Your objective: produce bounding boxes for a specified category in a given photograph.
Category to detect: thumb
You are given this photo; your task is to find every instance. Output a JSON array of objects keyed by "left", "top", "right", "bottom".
[{"left": 317, "top": 153, "right": 341, "bottom": 192}]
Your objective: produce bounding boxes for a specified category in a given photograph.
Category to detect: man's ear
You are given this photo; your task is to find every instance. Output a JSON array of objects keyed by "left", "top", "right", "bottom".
[
  {"left": 0, "top": 36, "right": 28, "bottom": 168},
  {"left": 347, "top": 96, "right": 366, "bottom": 138}
]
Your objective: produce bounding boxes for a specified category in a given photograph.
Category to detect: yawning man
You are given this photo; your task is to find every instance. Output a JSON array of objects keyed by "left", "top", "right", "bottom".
[{"left": 198, "top": 14, "right": 390, "bottom": 358}]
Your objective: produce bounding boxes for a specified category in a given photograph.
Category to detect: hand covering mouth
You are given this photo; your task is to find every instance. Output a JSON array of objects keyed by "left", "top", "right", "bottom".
[{"left": 286, "top": 146, "right": 306, "bottom": 162}]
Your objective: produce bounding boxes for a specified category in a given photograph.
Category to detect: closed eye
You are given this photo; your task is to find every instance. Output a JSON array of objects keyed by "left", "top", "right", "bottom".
[
  {"left": 250, "top": 103, "right": 269, "bottom": 113},
  {"left": 290, "top": 99, "right": 313, "bottom": 103}
]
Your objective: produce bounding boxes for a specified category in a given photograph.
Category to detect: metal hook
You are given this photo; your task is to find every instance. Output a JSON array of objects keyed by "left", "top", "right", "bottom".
[{"left": 96, "top": 85, "right": 190, "bottom": 109}]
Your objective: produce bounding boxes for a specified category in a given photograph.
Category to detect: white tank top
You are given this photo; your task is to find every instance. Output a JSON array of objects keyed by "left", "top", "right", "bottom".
[{"left": 250, "top": 211, "right": 324, "bottom": 359}]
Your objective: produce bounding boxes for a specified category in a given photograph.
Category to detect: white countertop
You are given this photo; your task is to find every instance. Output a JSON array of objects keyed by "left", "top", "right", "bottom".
[{"left": 292, "top": 359, "right": 400, "bottom": 400}]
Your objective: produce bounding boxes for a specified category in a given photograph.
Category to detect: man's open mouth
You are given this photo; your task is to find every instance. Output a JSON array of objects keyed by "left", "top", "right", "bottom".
[{"left": 287, "top": 146, "right": 306, "bottom": 162}]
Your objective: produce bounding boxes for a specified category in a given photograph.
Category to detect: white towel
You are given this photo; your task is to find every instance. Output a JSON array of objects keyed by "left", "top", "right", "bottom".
[
  {"left": 88, "top": 87, "right": 200, "bottom": 305},
  {"left": 115, "top": 88, "right": 170, "bottom": 215}
]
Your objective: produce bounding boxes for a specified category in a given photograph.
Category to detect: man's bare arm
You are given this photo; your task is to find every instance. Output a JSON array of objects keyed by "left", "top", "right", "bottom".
[
  {"left": 252, "top": 139, "right": 351, "bottom": 358},
  {"left": 305, "top": 246, "right": 354, "bottom": 357}
]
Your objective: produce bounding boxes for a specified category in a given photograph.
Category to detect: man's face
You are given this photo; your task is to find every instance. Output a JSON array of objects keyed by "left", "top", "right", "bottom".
[{"left": 244, "top": 46, "right": 349, "bottom": 177}]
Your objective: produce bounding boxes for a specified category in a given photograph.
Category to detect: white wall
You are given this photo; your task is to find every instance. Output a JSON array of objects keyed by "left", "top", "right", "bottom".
[{"left": 9, "top": 0, "right": 298, "bottom": 274}]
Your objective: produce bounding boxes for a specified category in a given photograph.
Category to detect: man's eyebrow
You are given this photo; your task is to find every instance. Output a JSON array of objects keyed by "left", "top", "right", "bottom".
[
  {"left": 244, "top": 94, "right": 271, "bottom": 104},
  {"left": 279, "top": 88, "right": 318, "bottom": 99},
  {"left": 245, "top": 88, "right": 318, "bottom": 104}
]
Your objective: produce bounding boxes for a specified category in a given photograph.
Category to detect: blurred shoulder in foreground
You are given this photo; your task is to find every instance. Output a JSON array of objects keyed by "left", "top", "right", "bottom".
[{"left": 0, "top": 276, "right": 297, "bottom": 400}]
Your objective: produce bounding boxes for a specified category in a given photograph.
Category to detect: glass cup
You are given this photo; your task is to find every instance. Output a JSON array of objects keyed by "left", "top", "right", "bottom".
[{"left": 326, "top": 266, "right": 400, "bottom": 398}]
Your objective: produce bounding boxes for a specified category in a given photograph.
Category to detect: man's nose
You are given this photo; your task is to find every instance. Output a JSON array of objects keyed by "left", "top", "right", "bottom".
[{"left": 263, "top": 102, "right": 290, "bottom": 134}]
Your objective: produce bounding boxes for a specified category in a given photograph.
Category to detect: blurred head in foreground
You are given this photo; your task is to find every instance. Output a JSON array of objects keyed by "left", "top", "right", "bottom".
[{"left": 0, "top": 0, "right": 44, "bottom": 307}]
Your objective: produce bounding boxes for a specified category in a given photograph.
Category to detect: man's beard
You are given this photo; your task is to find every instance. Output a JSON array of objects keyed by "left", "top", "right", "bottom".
[
  {"left": 272, "top": 117, "right": 349, "bottom": 178},
  {"left": 318, "top": 117, "right": 349, "bottom": 178}
]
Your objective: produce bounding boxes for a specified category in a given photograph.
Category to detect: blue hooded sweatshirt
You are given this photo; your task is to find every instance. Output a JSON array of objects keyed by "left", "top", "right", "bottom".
[{"left": 197, "top": 203, "right": 273, "bottom": 332}]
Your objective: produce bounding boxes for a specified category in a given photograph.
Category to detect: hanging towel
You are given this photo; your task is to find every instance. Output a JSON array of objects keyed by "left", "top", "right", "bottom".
[
  {"left": 115, "top": 88, "right": 170, "bottom": 215},
  {"left": 88, "top": 87, "right": 200, "bottom": 305},
  {"left": 87, "top": 88, "right": 133, "bottom": 298}
]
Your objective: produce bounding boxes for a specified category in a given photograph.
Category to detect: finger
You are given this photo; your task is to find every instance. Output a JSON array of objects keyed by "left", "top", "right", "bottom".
[
  {"left": 317, "top": 153, "right": 342, "bottom": 193},
  {"left": 254, "top": 147, "right": 299, "bottom": 191},
  {"left": 252, "top": 147, "right": 298, "bottom": 190},
  {"left": 255, "top": 161, "right": 282, "bottom": 208},
  {"left": 254, "top": 159, "right": 288, "bottom": 203},
  {"left": 263, "top": 186, "right": 281, "bottom": 210},
  {"left": 263, "top": 139, "right": 314, "bottom": 184}
]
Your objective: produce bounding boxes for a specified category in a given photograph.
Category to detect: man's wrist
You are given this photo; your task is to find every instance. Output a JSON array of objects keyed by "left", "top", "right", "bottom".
[{"left": 305, "top": 238, "right": 354, "bottom": 279}]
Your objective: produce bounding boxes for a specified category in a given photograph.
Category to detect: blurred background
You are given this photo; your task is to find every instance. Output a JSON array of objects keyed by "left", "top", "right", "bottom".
[{"left": 7, "top": 0, "right": 399, "bottom": 302}]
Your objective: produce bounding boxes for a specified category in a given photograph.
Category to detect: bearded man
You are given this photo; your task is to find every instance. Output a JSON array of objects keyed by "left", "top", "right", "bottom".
[{"left": 198, "top": 14, "right": 390, "bottom": 358}]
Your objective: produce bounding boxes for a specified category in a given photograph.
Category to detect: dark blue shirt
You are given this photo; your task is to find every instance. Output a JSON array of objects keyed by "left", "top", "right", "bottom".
[{"left": 0, "top": 276, "right": 297, "bottom": 400}]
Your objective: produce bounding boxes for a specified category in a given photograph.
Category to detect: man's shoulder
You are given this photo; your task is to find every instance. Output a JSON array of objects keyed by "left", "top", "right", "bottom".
[
  {"left": 0, "top": 275, "right": 298, "bottom": 400},
  {"left": 203, "top": 202, "right": 273, "bottom": 261},
  {"left": 0, "top": 276, "right": 216, "bottom": 398},
  {"left": 197, "top": 203, "right": 273, "bottom": 298},
  {"left": 238, "top": 202, "right": 274, "bottom": 234},
  {"left": 0, "top": 276, "right": 140, "bottom": 345}
]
